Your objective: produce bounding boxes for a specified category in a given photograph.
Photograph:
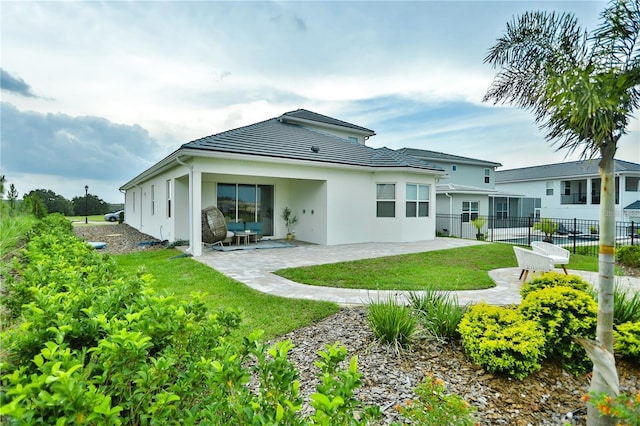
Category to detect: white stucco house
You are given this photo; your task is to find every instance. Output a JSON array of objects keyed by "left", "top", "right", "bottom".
[
  {"left": 120, "top": 109, "right": 446, "bottom": 256},
  {"left": 495, "top": 159, "right": 640, "bottom": 223},
  {"left": 398, "top": 148, "right": 507, "bottom": 237}
]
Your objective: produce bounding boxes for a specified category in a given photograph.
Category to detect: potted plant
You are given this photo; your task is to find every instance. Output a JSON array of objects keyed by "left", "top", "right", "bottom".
[
  {"left": 281, "top": 206, "right": 298, "bottom": 240},
  {"left": 590, "top": 225, "right": 598, "bottom": 234},
  {"left": 470, "top": 217, "right": 486, "bottom": 241},
  {"left": 533, "top": 218, "right": 558, "bottom": 243}
]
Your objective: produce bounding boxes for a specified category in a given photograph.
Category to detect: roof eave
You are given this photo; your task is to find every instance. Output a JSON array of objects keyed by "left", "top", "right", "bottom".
[{"left": 279, "top": 115, "right": 376, "bottom": 137}]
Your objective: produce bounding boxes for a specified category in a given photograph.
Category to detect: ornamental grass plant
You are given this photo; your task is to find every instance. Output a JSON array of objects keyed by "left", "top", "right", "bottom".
[{"left": 366, "top": 297, "right": 417, "bottom": 351}]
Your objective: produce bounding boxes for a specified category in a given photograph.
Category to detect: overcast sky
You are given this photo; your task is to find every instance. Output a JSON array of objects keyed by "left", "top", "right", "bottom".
[{"left": 1, "top": 1, "right": 638, "bottom": 204}]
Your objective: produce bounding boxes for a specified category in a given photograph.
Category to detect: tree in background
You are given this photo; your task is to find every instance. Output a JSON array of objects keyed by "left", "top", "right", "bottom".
[
  {"left": 71, "top": 193, "right": 109, "bottom": 216},
  {"left": 0, "top": 175, "right": 5, "bottom": 196},
  {"left": 7, "top": 184, "right": 19, "bottom": 210},
  {"left": 483, "top": 1, "right": 639, "bottom": 424},
  {"left": 25, "top": 189, "right": 74, "bottom": 216},
  {"left": 21, "top": 193, "right": 47, "bottom": 219}
]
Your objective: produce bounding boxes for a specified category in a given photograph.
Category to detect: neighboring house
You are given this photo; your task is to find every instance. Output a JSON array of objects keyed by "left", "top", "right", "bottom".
[
  {"left": 398, "top": 148, "right": 503, "bottom": 237},
  {"left": 120, "top": 109, "right": 445, "bottom": 256},
  {"left": 495, "top": 159, "right": 640, "bottom": 224}
]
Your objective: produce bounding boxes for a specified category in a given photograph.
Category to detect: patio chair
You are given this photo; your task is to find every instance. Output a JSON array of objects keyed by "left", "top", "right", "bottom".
[
  {"left": 513, "top": 246, "right": 555, "bottom": 282},
  {"left": 531, "top": 241, "right": 570, "bottom": 274},
  {"left": 202, "top": 206, "right": 233, "bottom": 246}
]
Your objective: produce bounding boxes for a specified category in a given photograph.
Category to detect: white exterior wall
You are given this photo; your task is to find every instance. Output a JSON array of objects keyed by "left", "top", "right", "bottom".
[
  {"left": 496, "top": 176, "right": 640, "bottom": 221},
  {"left": 123, "top": 155, "right": 440, "bottom": 250}
]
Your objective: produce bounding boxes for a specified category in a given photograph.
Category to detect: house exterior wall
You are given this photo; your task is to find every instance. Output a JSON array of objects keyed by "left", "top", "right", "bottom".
[
  {"left": 430, "top": 160, "right": 495, "bottom": 189},
  {"left": 123, "top": 155, "right": 440, "bottom": 249},
  {"left": 496, "top": 175, "right": 640, "bottom": 221}
]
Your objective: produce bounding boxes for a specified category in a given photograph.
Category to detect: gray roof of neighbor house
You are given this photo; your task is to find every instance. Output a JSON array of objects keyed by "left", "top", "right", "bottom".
[
  {"left": 181, "top": 113, "right": 443, "bottom": 171},
  {"left": 625, "top": 200, "right": 640, "bottom": 210},
  {"left": 398, "top": 148, "right": 502, "bottom": 168},
  {"left": 496, "top": 159, "right": 640, "bottom": 183}
]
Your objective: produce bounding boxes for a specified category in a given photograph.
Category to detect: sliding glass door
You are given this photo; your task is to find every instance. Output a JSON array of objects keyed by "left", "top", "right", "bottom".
[{"left": 217, "top": 183, "right": 273, "bottom": 236}]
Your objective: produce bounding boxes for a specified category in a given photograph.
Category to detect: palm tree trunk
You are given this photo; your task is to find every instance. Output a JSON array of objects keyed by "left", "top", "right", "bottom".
[{"left": 587, "top": 145, "right": 618, "bottom": 426}]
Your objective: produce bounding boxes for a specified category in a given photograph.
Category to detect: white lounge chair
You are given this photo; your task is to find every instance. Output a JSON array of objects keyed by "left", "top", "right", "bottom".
[
  {"left": 513, "top": 246, "right": 555, "bottom": 282},
  {"left": 531, "top": 241, "right": 570, "bottom": 274}
]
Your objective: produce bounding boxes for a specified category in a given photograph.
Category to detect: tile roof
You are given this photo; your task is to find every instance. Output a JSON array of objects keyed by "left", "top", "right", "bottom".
[
  {"left": 496, "top": 159, "right": 640, "bottom": 183},
  {"left": 182, "top": 116, "right": 443, "bottom": 172},
  {"left": 624, "top": 200, "right": 640, "bottom": 210},
  {"left": 280, "top": 109, "right": 375, "bottom": 135},
  {"left": 398, "top": 148, "right": 502, "bottom": 167}
]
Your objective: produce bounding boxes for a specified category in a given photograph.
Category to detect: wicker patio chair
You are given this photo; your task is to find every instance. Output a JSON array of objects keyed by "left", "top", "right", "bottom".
[{"left": 201, "top": 206, "right": 231, "bottom": 245}]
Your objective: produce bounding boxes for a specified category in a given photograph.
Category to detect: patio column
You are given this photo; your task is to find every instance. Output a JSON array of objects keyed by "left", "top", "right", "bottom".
[{"left": 191, "top": 170, "right": 202, "bottom": 256}]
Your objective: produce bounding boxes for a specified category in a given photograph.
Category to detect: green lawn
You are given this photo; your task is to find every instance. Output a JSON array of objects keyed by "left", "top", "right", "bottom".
[
  {"left": 275, "top": 243, "right": 600, "bottom": 291},
  {"left": 67, "top": 214, "right": 110, "bottom": 224},
  {"left": 113, "top": 249, "right": 340, "bottom": 341},
  {"left": 113, "top": 243, "right": 600, "bottom": 339}
]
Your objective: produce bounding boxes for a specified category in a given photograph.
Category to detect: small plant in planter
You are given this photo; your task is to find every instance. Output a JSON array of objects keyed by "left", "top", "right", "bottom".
[
  {"left": 589, "top": 225, "right": 598, "bottom": 234},
  {"left": 533, "top": 218, "right": 558, "bottom": 243},
  {"left": 281, "top": 206, "right": 298, "bottom": 240},
  {"left": 470, "top": 217, "right": 487, "bottom": 241}
]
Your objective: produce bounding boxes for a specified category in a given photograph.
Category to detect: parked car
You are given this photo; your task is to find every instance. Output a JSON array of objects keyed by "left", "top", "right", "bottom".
[{"left": 104, "top": 210, "right": 124, "bottom": 222}]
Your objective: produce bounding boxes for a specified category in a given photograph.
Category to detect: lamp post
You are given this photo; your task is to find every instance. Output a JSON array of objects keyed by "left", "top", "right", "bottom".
[{"left": 85, "top": 185, "right": 89, "bottom": 224}]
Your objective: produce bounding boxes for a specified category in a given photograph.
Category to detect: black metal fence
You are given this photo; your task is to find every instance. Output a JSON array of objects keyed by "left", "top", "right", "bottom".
[{"left": 435, "top": 214, "right": 638, "bottom": 256}]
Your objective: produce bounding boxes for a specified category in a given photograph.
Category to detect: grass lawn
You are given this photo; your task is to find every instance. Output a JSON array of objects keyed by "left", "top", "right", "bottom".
[
  {"left": 67, "top": 214, "right": 111, "bottom": 224},
  {"left": 275, "top": 243, "right": 600, "bottom": 291},
  {"left": 113, "top": 249, "right": 340, "bottom": 341}
]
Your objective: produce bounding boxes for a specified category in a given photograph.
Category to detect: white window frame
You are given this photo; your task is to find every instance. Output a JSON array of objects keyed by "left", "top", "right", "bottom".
[
  {"left": 406, "top": 183, "right": 430, "bottom": 218},
  {"left": 546, "top": 181, "right": 554, "bottom": 196},
  {"left": 150, "top": 184, "right": 155, "bottom": 215},
  {"left": 376, "top": 183, "right": 396, "bottom": 218},
  {"left": 166, "top": 179, "right": 172, "bottom": 218},
  {"left": 462, "top": 201, "right": 479, "bottom": 223},
  {"left": 484, "top": 168, "right": 490, "bottom": 184}
]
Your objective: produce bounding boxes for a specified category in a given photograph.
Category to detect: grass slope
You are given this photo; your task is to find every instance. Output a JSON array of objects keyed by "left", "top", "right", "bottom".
[{"left": 114, "top": 249, "right": 339, "bottom": 341}]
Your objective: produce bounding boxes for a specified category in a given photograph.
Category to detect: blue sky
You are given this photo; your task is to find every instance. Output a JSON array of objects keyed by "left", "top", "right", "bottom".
[{"left": 1, "top": 0, "right": 638, "bottom": 203}]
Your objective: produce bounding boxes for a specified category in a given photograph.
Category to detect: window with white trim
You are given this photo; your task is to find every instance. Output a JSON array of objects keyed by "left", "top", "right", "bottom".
[
  {"left": 462, "top": 201, "right": 479, "bottom": 223},
  {"left": 166, "top": 180, "right": 172, "bottom": 218},
  {"left": 406, "top": 184, "right": 430, "bottom": 217},
  {"left": 150, "top": 184, "right": 155, "bottom": 215},
  {"left": 546, "top": 181, "right": 554, "bottom": 196},
  {"left": 484, "top": 168, "right": 490, "bottom": 184},
  {"left": 376, "top": 184, "right": 395, "bottom": 218},
  {"left": 451, "top": 165, "right": 457, "bottom": 172}
]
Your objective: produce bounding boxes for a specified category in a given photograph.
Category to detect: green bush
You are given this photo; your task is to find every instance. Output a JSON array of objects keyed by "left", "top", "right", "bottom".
[
  {"left": 520, "top": 271, "right": 591, "bottom": 299},
  {"left": 519, "top": 286, "right": 597, "bottom": 375},
  {"left": 366, "top": 297, "right": 416, "bottom": 350},
  {"left": 614, "top": 321, "right": 640, "bottom": 360},
  {"left": 586, "top": 282, "right": 640, "bottom": 325},
  {"left": 458, "top": 303, "right": 545, "bottom": 379},
  {"left": 408, "top": 289, "right": 467, "bottom": 342},
  {"left": 394, "top": 375, "right": 478, "bottom": 425},
  {"left": 1, "top": 214, "right": 382, "bottom": 425},
  {"left": 616, "top": 245, "right": 640, "bottom": 269}
]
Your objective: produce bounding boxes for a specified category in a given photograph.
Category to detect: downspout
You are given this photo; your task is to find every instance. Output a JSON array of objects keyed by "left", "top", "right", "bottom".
[
  {"left": 445, "top": 192, "right": 453, "bottom": 237},
  {"left": 176, "top": 156, "right": 194, "bottom": 254}
]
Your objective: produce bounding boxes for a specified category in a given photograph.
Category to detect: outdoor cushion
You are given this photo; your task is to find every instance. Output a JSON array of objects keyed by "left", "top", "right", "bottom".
[
  {"left": 227, "top": 222, "right": 245, "bottom": 233},
  {"left": 245, "top": 221, "right": 263, "bottom": 237}
]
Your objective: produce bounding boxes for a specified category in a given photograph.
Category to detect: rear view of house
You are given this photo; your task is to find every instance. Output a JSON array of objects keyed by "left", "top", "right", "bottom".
[{"left": 120, "top": 109, "right": 445, "bottom": 256}]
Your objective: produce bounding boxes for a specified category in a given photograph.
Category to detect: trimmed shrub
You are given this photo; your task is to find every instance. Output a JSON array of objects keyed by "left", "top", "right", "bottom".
[
  {"left": 408, "top": 289, "right": 467, "bottom": 342},
  {"left": 367, "top": 297, "right": 416, "bottom": 350},
  {"left": 616, "top": 245, "right": 640, "bottom": 269},
  {"left": 458, "top": 303, "right": 545, "bottom": 379},
  {"left": 614, "top": 321, "right": 640, "bottom": 360},
  {"left": 520, "top": 271, "right": 591, "bottom": 299},
  {"left": 519, "top": 286, "right": 597, "bottom": 375}
]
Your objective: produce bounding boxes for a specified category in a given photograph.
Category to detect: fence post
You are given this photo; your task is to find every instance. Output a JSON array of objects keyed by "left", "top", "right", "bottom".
[
  {"left": 527, "top": 216, "right": 532, "bottom": 246},
  {"left": 632, "top": 221, "right": 636, "bottom": 246},
  {"left": 573, "top": 218, "right": 577, "bottom": 254}
]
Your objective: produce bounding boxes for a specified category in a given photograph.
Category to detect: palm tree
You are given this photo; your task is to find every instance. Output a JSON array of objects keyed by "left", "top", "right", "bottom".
[{"left": 483, "top": 1, "right": 639, "bottom": 424}]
